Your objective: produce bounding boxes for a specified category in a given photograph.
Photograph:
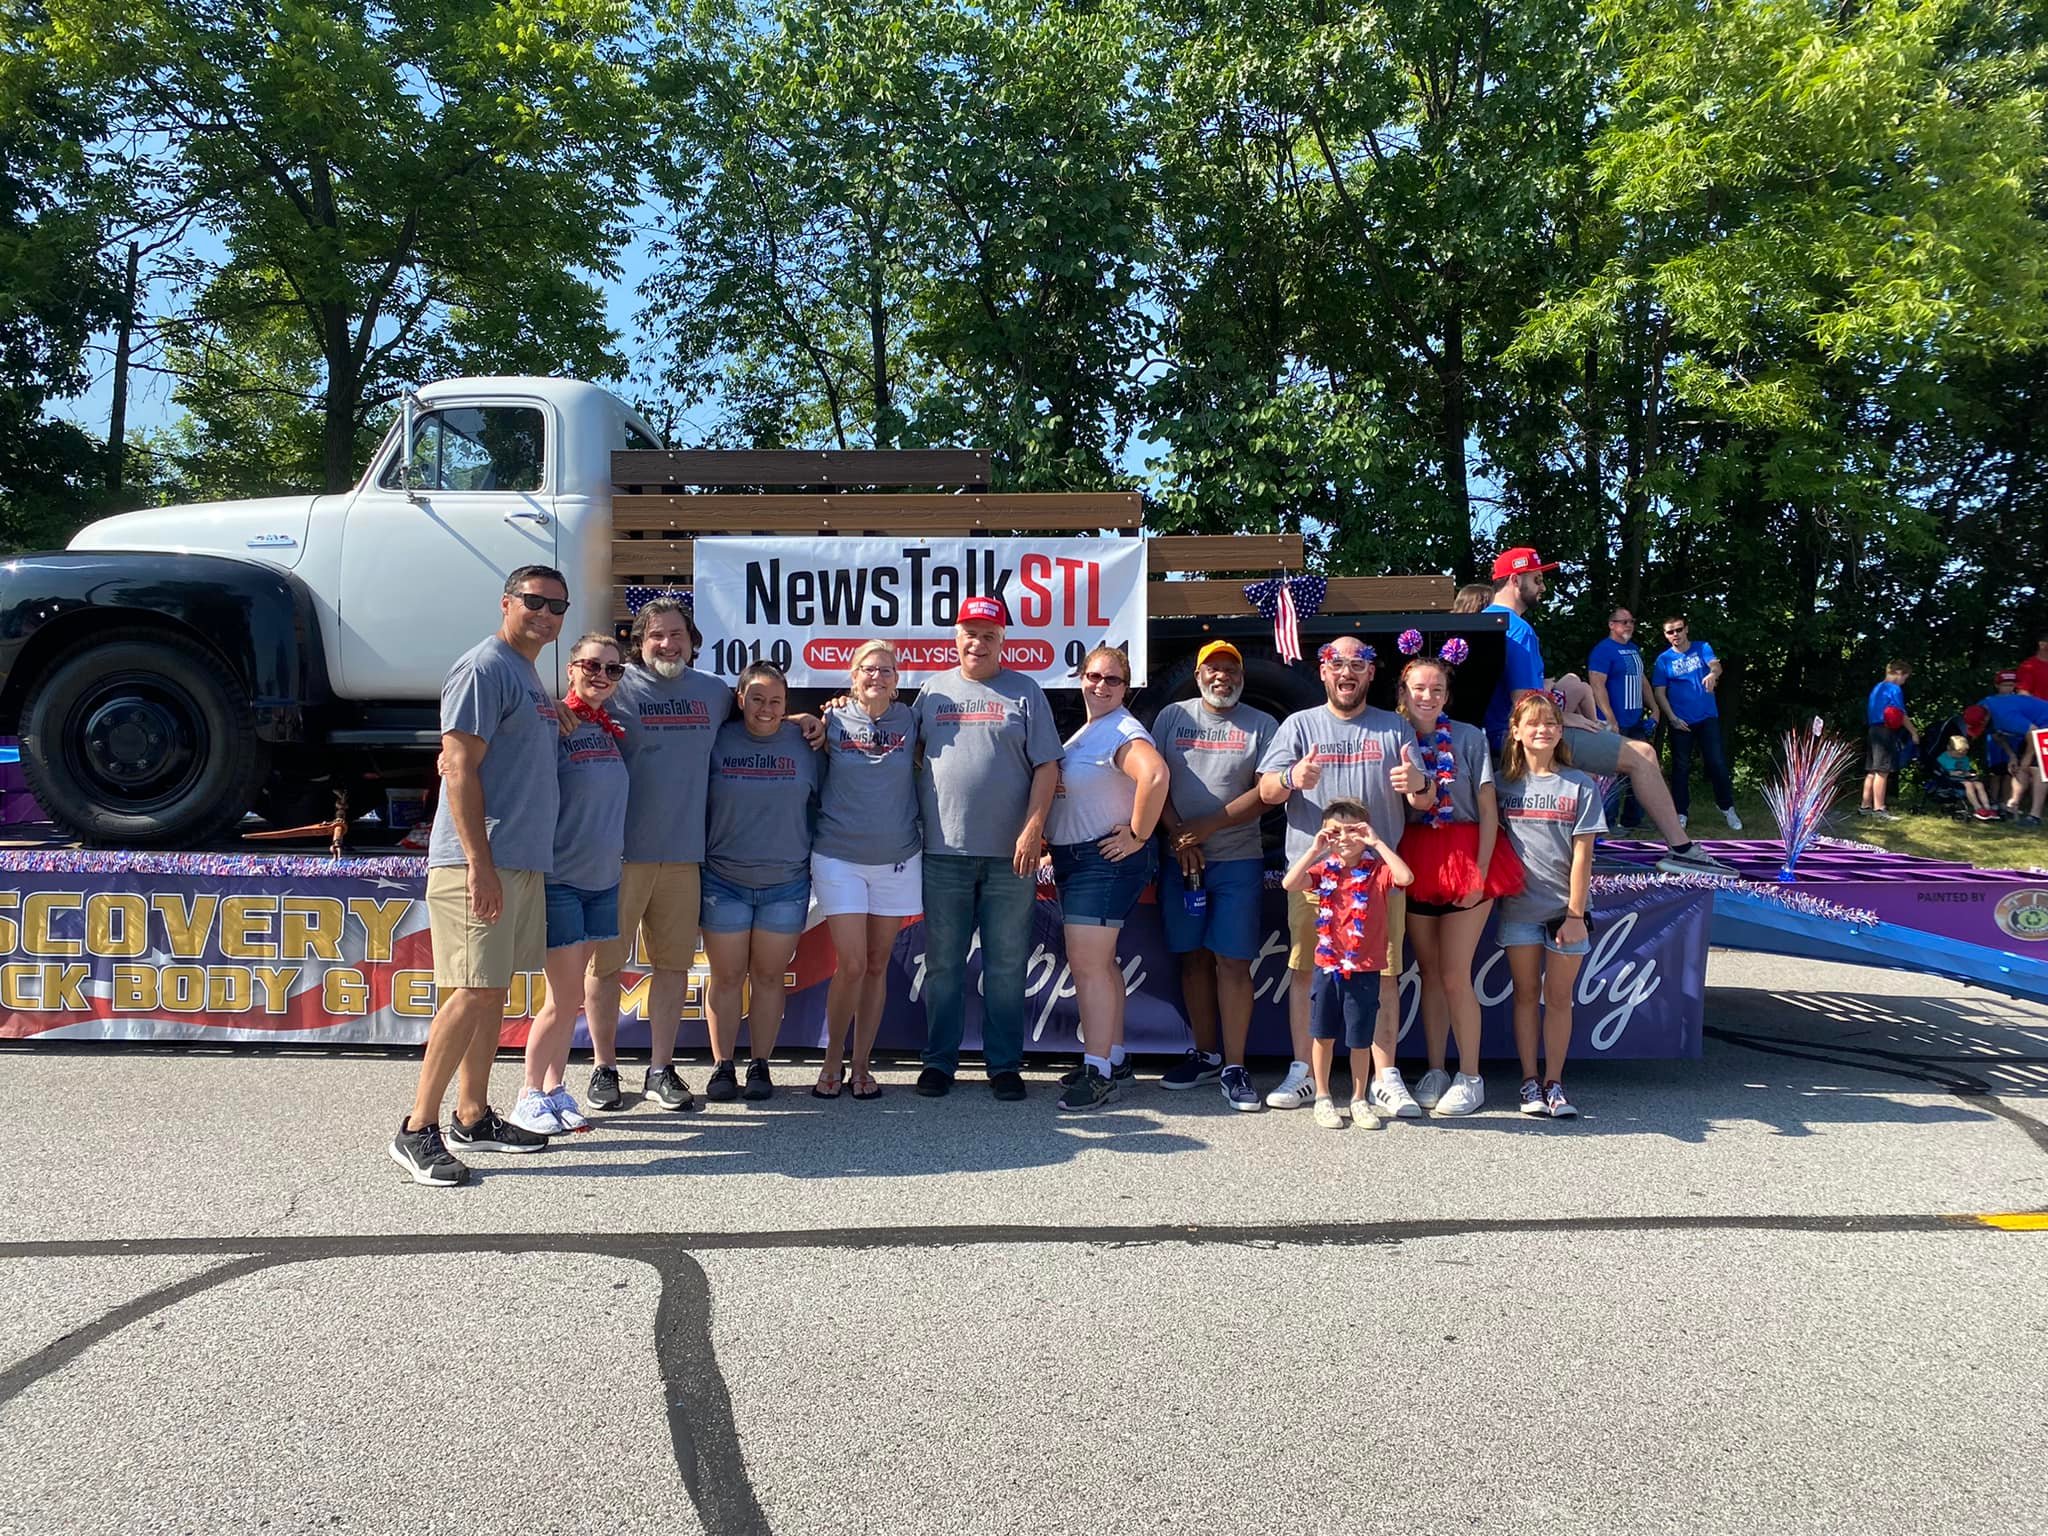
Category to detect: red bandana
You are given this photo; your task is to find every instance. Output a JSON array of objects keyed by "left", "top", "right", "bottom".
[{"left": 566, "top": 691, "right": 625, "bottom": 740}]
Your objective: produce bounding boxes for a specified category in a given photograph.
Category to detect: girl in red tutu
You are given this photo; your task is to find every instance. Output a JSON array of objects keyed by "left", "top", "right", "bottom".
[{"left": 1395, "top": 641, "right": 1525, "bottom": 1116}]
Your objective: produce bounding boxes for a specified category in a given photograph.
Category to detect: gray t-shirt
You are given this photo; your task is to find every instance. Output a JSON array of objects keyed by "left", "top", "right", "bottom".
[
  {"left": 1401, "top": 716, "right": 1494, "bottom": 826},
  {"left": 1046, "top": 708, "right": 1152, "bottom": 845},
  {"left": 1496, "top": 768, "right": 1606, "bottom": 924},
  {"left": 1152, "top": 699, "right": 1278, "bottom": 863},
  {"left": 912, "top": 668, "right": 1065, "bottom": 858},
  {"left": 550, "top": 719, "right": 628, "bottom": 891},
  {"left": 427, "top": 635, "right": 560, "bottom": 873},
  {"left": 611, "top": 664, "right": 733, "bottom": 864},
  {"left": 705, "top": 720, "right": 821, "bottom": 888},
  {"left": 1257, "top": 705, "right": 1424, "bottom": 861},
  {"left": 816, "top": 701, "right": 921, "bottom": 866}
]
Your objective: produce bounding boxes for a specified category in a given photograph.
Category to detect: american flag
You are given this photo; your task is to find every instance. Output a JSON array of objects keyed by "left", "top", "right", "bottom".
[
  {"left": 1244, "top": 575, "right": 1327, "bottom": 665},
  {"left": 1274, "top": 580, "right": 1301, "bottom": 663}
]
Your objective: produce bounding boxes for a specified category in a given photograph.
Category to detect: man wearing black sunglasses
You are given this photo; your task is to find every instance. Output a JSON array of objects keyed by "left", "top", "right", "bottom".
[{"left": 391, "top": 564, "right": 570, "bottom": 1186}]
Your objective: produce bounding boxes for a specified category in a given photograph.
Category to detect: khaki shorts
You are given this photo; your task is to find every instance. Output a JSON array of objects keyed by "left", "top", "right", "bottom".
[
  {"left": 1288, "top": 885, "right": 1405, "bottom": 974},
  {"left": 426, "top": 865, "right": 545, "bottom": 991},
  {"left": 590, "top": 860, "right": 703, "bottom": 977}
]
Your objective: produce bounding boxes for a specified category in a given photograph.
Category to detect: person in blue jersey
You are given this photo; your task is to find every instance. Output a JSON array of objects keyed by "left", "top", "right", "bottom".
[
  {"left": 1860, "top": 660, "right": 1919, "bottom": 819},
  {"left": 1587, "top": 608, "right": 1660, "bottom": 829},
  {"left": 1979, "top": 672, "right": 2048, "bottom": 825},
  {"left": 1651, "top": 614, "right": 1740, "bottom": 829},
  {"left": 1483, "top": 548, "right": 1730, "bottom": 876}
]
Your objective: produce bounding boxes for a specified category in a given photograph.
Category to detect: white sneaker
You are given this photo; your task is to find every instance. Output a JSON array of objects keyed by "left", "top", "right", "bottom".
[
  {"left": 508, "top": 1087, "right": 566, "bottom": 1136},
  {"left": 1266, "top": 1061, "right": 1316, "bottom": 1109},
  {"left": 1722, "top": 807, "right": 1744, "bottom": 830},
  {"left": 1434, "top": 1073, "right": 1485, "bottom": 1116},
  {"left": 1312, "top": 1096, "right": 1346, "bottom": 1130},
  {"left": 1412, "top": 1067, "right": 1452, "bottom": 1110},
  {"left": 545, "top": 1085, "right": 590, "bottom": 1133},
  {"left": 1348, "top": 1097, "right": 1384, "bottom": 1130},
  {"left": 1368, "top": 1068, "right": 1423, "bottom": 1120}
]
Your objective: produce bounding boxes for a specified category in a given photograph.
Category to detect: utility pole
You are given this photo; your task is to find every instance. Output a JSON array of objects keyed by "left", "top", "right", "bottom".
[{"left": 106, "top": 239, "right": 138, "bottom": 494}]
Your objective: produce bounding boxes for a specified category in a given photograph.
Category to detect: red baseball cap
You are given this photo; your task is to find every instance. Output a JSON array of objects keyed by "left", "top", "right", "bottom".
[
  {"left": 1882, "top": 705, "right": 1905, "bottom": 729},
  {"left": 958, "top": 596, "right": 1007, "bottom": 626},
  {"left": 1997, "top": 669, "right": 2019, "bottom": 686},
  {"left": 1491, "top": 546, "right": 1559, "bottom": 581}
]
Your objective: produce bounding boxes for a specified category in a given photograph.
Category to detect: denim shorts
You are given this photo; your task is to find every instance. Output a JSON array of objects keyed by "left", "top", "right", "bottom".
[
  {"left": 1158, "top": 856, "right": 1264, "bottom": 959},
  {"left": 544, "top": 881, "right": 620, "bottom": 950},
  {"left": 1497, "top": 916, "right": 1591, "bottom": 957},
  {"left": 699, "top": 868, "right": 813, "bottom": 935},
  {"left": 1051, "top": 838, "right": 1157, "bottom": 929}
]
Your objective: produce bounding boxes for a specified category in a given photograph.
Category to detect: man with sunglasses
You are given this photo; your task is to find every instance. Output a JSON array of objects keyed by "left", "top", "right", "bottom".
[
  {"left": 391, "top": 565, "right": 569, "bottom": 1186},
  {"left": 1484, "top": 549, "right": 1733, "bottom": 876},
  {"left": 1652, "top": 615, "right": 1740, "bottom": 830}
]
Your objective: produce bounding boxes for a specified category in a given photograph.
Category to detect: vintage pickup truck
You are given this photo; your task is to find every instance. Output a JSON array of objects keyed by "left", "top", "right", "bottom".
[{"left": 0, "top": 375, "right": 1465, "bottom": 848}]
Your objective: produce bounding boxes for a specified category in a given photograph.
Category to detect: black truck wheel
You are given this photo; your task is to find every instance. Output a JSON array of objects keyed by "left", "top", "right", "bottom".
[
  {"left": 1138, "top": 647, "right": 1324, "bottom": 729},
  {"left": 19, "top": 627, "right": 270, "bottom": 848}
]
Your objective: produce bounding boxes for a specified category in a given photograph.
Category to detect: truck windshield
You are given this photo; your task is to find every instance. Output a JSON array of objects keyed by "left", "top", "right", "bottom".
[{"left": 379, "top": 406, "right": 545, "bottom": 493}]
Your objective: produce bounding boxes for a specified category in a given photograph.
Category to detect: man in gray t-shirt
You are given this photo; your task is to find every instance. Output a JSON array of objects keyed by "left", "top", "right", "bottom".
[
  {"left": 392, "top": 565, "right": 570, "bottom": 1186},
  {"left": 910, "top": 596, "right": 1063, "bottom": 1097},
  {"left": 1257, "top": 636, "right": 1436, "bottom": 1117},
  {"left": 1150, "top": 641, "right": 1279, "bottom": 1104}
]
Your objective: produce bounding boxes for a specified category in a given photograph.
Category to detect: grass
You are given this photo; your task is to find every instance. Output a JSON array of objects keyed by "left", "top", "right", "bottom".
[{"left": 1708, "top": 783, "right": 2048, "bottom": 873}]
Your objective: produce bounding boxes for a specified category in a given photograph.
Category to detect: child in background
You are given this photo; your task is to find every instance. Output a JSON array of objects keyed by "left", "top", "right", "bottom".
[
  {"left": 1938, "top": 735, "right": 1996, "bottom": 821},
  {"left": 1495, "top": 693, "right": 1605, "bottom": 1120},
  {"left": 1861, "top": 661, "right": 1918, "bottom": 818},
  {"left": 1279, "top": 799, "right": 1414, "bottom": 1131}
]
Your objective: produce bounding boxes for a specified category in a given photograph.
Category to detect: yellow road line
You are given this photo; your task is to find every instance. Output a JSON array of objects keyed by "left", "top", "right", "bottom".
[{"left": 1975, "top": 1212, "right": 2048, "bottom": 1230}]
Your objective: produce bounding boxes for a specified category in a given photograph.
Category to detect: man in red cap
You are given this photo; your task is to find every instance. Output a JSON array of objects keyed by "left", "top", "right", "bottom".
[
  {"left": 1484, "top": 547, "right": 1733, "bottom": 877},
  {"left": 2018, "top": 636, "right": 2048, "bottom": 701},
  {"left": 910, "top": 596, "right": 1065, "bottom": 1098}
]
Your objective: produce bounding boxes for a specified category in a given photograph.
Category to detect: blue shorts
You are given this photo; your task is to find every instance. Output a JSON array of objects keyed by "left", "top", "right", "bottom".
[
  {"left": 1051, "top": 839, "right": 1156, "bottom": 928},
  {"left": 544, "top": 881, "right": 620, "bottom": 950},
  {"left": 1498, "top": 916, "right": 1591, "bottom": 957},
  {"left": 1309, "top": 967, "right": 1382, "bottom": 1048},
  {"left": 1158, "top": 856, "right": 1264, "bottom": 960},
  {"left": 699, "top": 869, "right": 813, "bottom": 935}
]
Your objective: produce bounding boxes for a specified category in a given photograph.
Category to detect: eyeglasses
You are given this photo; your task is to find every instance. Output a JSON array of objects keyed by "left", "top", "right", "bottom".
[
  {"left": 1324, "top": 658, "right": 1371, "bottom": 673},
  {"left": 855, "top": 665, "right": 897, "bottom": 677},
  {"left": 515, "top": 592, "right": 571, "bottom": 616},
  {"left": 1083, "top": 671, "right": 1128, "bottom": 687},
  {"left": 1611, "top": 618, "right": 1635, "bottom": 626},
  {"left": 570, "top": 659, "right": 626, "bottom": 678}
]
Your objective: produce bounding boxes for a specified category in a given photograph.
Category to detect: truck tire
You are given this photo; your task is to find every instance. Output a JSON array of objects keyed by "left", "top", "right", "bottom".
[{"left": 19, "top": 627, "right": 271, "bottom": 848}]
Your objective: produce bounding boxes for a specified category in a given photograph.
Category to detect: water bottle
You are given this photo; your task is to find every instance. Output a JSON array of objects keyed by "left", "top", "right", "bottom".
[{"left": 1183, "top": 866, "right": 1208, "bottom": 919}]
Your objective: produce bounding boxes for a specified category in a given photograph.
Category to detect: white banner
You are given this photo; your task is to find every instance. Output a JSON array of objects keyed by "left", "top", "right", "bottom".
[{"left": 692, "top": 536, "right": 1149, "bottom": 688}]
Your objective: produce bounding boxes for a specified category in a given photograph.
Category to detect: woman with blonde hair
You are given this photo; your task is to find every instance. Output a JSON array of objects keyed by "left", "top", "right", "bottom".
[{"left": 809, "top": 639, "right": 922, "bottom": 1100}]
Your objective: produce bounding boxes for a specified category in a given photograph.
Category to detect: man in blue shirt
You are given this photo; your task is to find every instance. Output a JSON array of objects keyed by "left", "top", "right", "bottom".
[
  {"left": 1980, "top": 674, "right": 2048, "bottom": 824},
  {"left": 1860, "top": 661, "right": 1918, "bottom": 818},
  {"left": 1588, "top": 608, "right": 1659, "bottom": 828},
  {"left": 1483, "top": 548, "right": 1731, "bottom": 875},
  {"left": 1651, "top": 615, "right": 1739, "bottom": 828}
]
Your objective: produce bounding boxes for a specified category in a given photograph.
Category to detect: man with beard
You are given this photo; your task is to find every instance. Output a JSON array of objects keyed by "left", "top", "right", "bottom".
[
  {"left": 584, "top": 598, "right": 822, "bottom": 1110},
  {"left": 1151, "top": 641, "right": 1279, "bottom": 1110},
  {"left": 912, "top": 596, "right": 1064, "bottom": 1100},
  {"left": 1484, "top": 549, "right": 1732, "bottom": 877},
  {"left": 1258, "top": 637, "right": 1437, "bottom": 1117}
]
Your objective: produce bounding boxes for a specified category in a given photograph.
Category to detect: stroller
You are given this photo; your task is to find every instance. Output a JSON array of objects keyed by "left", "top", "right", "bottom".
[{"left": 1912, "top": 713, "right": 1975, "bottom": 819}]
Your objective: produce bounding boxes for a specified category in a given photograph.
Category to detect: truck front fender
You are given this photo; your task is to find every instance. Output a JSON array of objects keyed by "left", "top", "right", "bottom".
[{"left": 0, "top": 551, "right": 328, "bottom": 742}]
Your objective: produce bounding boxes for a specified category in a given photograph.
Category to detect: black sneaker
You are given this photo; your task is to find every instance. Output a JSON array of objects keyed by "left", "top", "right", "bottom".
[
  {"left": 989, "top": 1070, "right": 1026, "bottom": 1102},
  {"left": 742, "top": 1058, "right": 774, "bottom": 1101},
  {"left": 587, "top": 1065, "right": 624, "bottom": 1111},
  {"left": 644, "top": 1065, "right": 694, "bottom": 1110},
  {"left": 1057, "top": 1065, "right": 1118, "bottom": 1112},
  {"left": 1159, "top": 1049, "right": 1222, "bottom": 1090},
  {"left": 705, "top": 1059, "right": 739, "bottom": 1102},
  {"left": 446, "top": 1106, "right": 548, "bottom": 1154},
  {"left": 914, "top": 1067, "right": 953, "bottom": 1097},
  {"left": 1059, "top": 1058, "right": 1135, "bottom": 1087},
  {"left": 388, "top": 1120, "right": 468, "bottom": 1187}
]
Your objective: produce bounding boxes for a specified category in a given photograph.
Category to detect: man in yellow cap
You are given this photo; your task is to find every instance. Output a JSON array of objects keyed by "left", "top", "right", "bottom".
[{"left": 1151, "top": 640, "right": 1279, "bottom": 1109}]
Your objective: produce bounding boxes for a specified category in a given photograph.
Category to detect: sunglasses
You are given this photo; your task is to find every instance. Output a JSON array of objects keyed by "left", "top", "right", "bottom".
[
  {"left": 1664, "top": 625, "right": 1687, "bottom": 635},
  {"left": 515, "top": 592, "right": 571, "bottom": 616},
  {"left": 1083, "top": 670, "right": 1128, "bottom": 686},
  {"left": 570, "top": 659, "right": 626, "bottom": 678}
]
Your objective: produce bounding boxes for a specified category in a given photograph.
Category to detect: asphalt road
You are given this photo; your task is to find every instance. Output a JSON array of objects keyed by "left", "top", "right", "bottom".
[{"left": 2, "top": 948, "right": 2043, "bottom": 1535}]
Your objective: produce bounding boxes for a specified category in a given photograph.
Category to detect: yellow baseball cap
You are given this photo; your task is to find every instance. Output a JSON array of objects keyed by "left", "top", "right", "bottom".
[{"left": 1196, "top": 640, "right": 1243, "bottom": 667}]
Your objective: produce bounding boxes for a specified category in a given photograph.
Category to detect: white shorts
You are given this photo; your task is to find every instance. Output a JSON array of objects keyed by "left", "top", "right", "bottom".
[{"left": 810, "top": 851, "right": 925, "bottom": 919}]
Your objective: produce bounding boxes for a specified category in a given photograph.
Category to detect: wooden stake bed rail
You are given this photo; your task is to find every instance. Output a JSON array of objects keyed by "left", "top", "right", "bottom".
[
  {"left": 613, "top": 449, "right": 990, "bottom": 489},
  {"left": 613, "top": 493, "right": 1141, "bottom": 533},
  {"left": 612, "top": 530, "right": 1306, "bottom": 578}
]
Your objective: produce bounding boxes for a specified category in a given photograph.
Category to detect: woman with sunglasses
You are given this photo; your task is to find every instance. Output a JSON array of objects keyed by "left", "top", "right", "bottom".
[
  {"left": 1050, "top": 645, "right": 1168, "bottom": 1112},
  {"left": 511, "top": 633, "right": 630, "bottom": 1136},
  {"left": 810, "top": 640, "right": 921, "bottom": 1101}
]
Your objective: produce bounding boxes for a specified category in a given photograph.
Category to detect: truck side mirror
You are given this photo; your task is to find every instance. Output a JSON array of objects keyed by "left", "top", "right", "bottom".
[{"left": 399, "top": 392, "right": 426, "bottom": 505}]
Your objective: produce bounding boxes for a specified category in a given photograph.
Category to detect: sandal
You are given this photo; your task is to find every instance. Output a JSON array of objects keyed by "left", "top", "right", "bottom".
[
  {"left": 850, "top": 1069, "right": 882, "bottom": 1101},
  {"left": 811, "top": 1066, "right": 847, "bottom": 1100}
]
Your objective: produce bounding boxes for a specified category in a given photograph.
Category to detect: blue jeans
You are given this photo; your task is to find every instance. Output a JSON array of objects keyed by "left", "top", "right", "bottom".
[
  {"left": 1667, "top": 716, "right": 1734, "bottom": 816},
  {"left": 920, "top": 852, "right": 1039, "bottom": 1077}
]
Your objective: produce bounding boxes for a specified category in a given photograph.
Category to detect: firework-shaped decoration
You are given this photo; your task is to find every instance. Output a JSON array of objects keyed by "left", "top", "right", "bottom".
[
  {"left": 1439, "top": 637, "right": 1469, "bottom": 668},
  {"left": 1764, "top": 723, "right": 1858, "bottom": 882},
  {"left": 1397, "top": 628, "right": 1425, "bottom": 656}
]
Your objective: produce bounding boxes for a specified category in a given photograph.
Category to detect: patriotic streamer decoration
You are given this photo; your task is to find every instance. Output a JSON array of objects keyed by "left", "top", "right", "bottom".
[
  {"left": 624, "top": 586, "right": 692, "bottom": 615},
  {"left": 1313, "top": 854, "right": 1376, "bottom": 974},
  {"left": 1244, "top": 574, "right": 1327, "bottom": 664},
  {"left": 1764, "top": 716, "right": 1857, "bottom": 883},
  {"left": 1417, "top": 716, "right": 1458, "bottom": 826}
]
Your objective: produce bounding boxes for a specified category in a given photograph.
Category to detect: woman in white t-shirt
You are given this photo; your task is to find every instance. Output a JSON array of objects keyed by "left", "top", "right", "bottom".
[{"left": 1047, "top": 645, "right": 1168, "bottom": 1113}]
